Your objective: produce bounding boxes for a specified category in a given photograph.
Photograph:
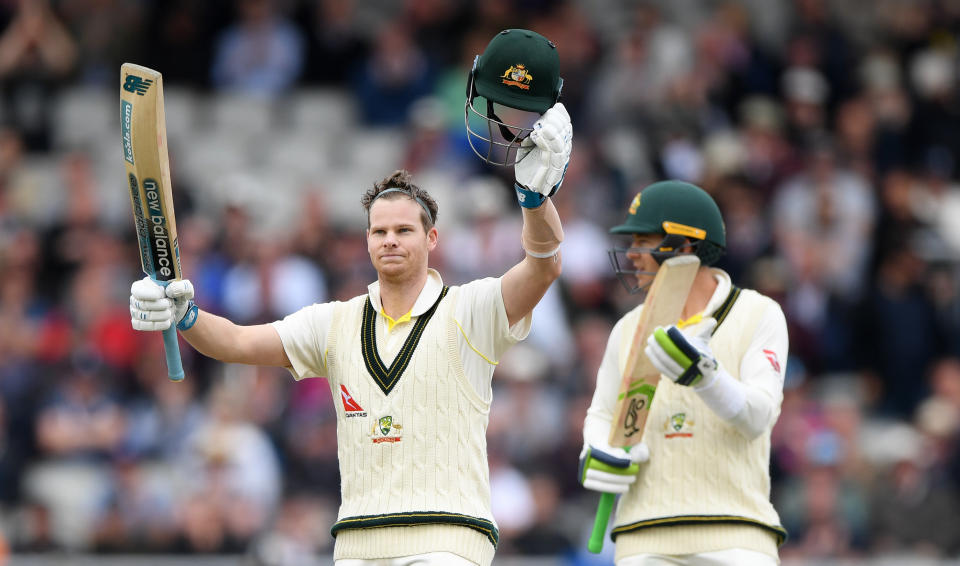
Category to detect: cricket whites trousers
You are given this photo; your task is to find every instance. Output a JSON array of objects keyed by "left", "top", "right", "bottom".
[
  {"left": 335, "top": 552, "right": 478, "bottom": 566},
  {"left": 618, "top": 548, "right": 778, "bottom": 566}
]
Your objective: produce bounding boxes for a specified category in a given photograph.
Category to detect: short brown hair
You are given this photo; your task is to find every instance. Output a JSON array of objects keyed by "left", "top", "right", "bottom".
[{"left": 361, "top": 169, "right": 438, "bottom": 231}]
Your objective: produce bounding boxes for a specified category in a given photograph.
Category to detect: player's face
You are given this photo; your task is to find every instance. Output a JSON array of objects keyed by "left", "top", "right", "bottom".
[
  {"left": 367, "top": 197, "right": 437, "bottom": 281},
  {"left": 625, "top": 233, "right": 662, "bottom": 289}
]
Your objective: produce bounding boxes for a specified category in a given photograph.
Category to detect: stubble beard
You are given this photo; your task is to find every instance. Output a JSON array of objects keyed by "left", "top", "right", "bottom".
[{"left": 377, "top": 255, "right": 423, "bottom": 287}]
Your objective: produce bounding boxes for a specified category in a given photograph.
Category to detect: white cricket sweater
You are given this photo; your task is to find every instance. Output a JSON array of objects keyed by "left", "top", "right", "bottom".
[
  {"left": 613, "top": 286, "right": 786, "bottom": 561},
  {"left": 325, "top": 286, "right": 497, "bottom": 566}
]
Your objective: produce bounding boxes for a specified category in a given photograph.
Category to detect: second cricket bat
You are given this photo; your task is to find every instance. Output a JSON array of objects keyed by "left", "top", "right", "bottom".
[
  {"left": 120, "top": 63, "right": 185, "bottom": 381},
  {"left": 588, "top": 254, "right": 700, "bottom": 553}
]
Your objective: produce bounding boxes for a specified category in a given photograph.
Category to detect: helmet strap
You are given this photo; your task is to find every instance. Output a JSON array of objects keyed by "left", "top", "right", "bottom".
[{"left": 485, "top": 99, "right": 522, "bottom": 144}]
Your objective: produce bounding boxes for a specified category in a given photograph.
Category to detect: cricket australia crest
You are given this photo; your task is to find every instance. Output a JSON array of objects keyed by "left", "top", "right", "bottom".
[
  {"left": 371, "top": 414, "right": 403, "bottom": 444},
  {"left": 663, "top": 411, "right": 694, "bottom": 438}
]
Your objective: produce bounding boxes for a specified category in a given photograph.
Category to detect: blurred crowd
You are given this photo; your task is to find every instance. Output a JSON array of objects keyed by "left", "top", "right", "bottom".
[{"left": 2, "top": 0, "right": 960, "bottom": 563}]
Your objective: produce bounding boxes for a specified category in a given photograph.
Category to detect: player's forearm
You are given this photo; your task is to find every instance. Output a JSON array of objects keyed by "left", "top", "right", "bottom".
[
  {"left": 728, "top": 387, "right": 777, "bottom": 439},
  {"left": 180, "top": 310, "right": 289, "bottom": 367},
  {"left": 521, "top": 198, "right": 563, "bottom": 260},
  {"left": 178, "top": 310, "right": 247, "bottom": 362},
  {"left": 694, "top": 372, "right": 776, "bottom": 440},
  {"left": 513, "top": 199, "right": 564, "bottom": 309},
  {"left": 583, "top": 407, "right": 614, "bottom": 443},
  {"left": 501, "top": 199, "right": 563, "bottom": 325}
]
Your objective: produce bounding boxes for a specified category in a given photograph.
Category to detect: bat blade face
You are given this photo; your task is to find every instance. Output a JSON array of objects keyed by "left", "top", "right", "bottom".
[
  {"left": 609, "top": 254, "right": 700, "bottom": 448},
  {"left": 120, "top": 63, "right": 181, "bottom": 283},
  {"left": 121, "top": 62, "right": 186, "bottom": 382}
]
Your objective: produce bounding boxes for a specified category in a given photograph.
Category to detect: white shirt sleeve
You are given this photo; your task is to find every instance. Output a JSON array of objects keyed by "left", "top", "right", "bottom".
[
  {"left": 271, "top": 302, "right": 336, "bottom": 380},
  {"left": 694, "top": 300, "right": 787, "bottom": 439},
  {"left": 725, "top": 301, "right": 788, "bottom": 439},
  {"left": 583, "top": 315, "right": 628, "bottom": 445},
  {"left": 455, "top": 277, "right": 533, "bottom": 397}
]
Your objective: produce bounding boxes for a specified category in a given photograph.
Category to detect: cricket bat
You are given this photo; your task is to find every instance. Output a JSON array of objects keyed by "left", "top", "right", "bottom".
[
  {"left": 120, "top": 63, "right": 185, "bottom": 382},
  {"left": 588, "top": 254, "right": 700, "bottom": 553}
]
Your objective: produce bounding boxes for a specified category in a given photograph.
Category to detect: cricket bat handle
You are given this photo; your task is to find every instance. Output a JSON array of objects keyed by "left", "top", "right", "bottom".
[
  {"left": 161, "top": 326, "right": 185, "bottom": 381},
  {"left": 157, "top": 280, "right": 185, "bottom": 382},
  {"left": 588, "top": 492, "right": 615, "bottom": 553}
]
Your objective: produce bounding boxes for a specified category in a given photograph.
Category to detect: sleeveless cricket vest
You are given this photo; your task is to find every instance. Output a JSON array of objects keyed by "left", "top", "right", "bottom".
[
  {"left": 613, "top": 287, "right": 787, "bottom": 560},
  {"left": 325, "top": 286, "right": 497, "bottom": 565}
]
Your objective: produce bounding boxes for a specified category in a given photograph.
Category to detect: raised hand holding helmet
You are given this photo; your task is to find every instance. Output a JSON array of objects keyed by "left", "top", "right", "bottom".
[
  {"left": 514, "top": 102, "right": 572, "bottom": 208},
  {"left": 465, "top": 29, "right": 564, "bottom": 166}
]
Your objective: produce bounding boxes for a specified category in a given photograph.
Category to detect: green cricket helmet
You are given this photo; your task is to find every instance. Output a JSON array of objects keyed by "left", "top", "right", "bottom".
[
  {"left": 465, "top": 29, "right": 563, "bottom": 166},
  {"left": 609, "top": 180, "right": 726, "bottom": 293}
]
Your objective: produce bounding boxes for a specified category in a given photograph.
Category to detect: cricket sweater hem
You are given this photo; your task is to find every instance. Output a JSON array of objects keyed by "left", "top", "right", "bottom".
[
  {"left": 614, "top": 522, "right": 780, "bottom": 561},
  {"left": 333, "top": 524, "right": 494, "bottom": 566}
]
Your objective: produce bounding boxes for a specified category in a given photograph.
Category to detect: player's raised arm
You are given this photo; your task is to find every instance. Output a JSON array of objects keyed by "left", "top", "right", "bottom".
[
  {"left": 130, "top": 277, "right": 290, "bottom": 368},
  {"left": 500, "top": 102, "right": 570, "bottom": 326},
  {"left": 463, "top": 29, "right": 570, "bottom": 326}
]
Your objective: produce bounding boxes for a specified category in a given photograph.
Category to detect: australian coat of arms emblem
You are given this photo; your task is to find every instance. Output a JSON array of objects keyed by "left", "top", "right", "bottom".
[{"left": 501, "top": 64, "right": 533, "bottom": 90}]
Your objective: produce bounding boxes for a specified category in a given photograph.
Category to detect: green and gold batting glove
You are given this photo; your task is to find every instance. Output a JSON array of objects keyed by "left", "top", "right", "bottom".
[
  {"left": 645, "top": 319, "right": 719, "bottom": 387},
  {"left": 578, "top": 442, "right": 649, "bottom": 494}
]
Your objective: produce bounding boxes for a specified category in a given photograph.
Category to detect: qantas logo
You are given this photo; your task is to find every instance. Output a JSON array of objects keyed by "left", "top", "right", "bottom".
[
  {"left": 763, "top": 349, "right": 781, "bottom": 373},
  {"left": 340, "top": 385, "right": 367, "bottom": 417}
]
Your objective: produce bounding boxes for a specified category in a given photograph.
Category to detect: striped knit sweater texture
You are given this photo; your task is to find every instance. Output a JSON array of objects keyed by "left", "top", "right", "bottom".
[
  {"left": 614, "top": 288, "right": 785, "bottom": 561},
  {"left": 326, "top": 286, "right": 496, "bottom": 565}
]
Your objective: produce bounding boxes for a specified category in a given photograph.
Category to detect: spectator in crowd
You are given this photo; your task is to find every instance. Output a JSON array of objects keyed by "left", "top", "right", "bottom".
[
  {"left": 35, "top": 352, "right": 124, "bottom": 462},
  {"left": 353, "top": 22, "right": 434, "bottom": 126},
  {"left": 210, "top": 0, "right": 305, "bottom": 96},
  {"left": 867, "top": 410, "right": 960, "bottom": 556},
  {"left": 0, "top": 0, "right": 76, "bottom": 151},
  {"left": 298, "top": 0, "right": 369, "bottom": 86},
  {"left": 858, "top": 244, "right": 944, "bottom": 418}
]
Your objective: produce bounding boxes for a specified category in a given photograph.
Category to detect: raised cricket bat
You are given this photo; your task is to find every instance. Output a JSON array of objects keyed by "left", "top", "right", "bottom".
[
  {"left": 120, "top": 63, "right": 185, "bottom": 382},
  {"left": 588, "top": 254, "right": 700, "bottom": 553}
]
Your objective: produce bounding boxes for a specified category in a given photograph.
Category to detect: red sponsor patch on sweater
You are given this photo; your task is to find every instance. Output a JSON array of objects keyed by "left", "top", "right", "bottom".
[{"left": 340, "top": 385, "right": 367, "bottom": 417}]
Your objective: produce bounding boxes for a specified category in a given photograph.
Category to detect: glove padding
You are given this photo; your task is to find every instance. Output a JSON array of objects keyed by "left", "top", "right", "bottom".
[
  {"left": 130, "top": 277, "right": 195, "bottom": 331},
  {"left": 578, "top": 441, "right": 649, "bottom": 494},
  {"left": 645, "top": 319, "right": 719, "bottom": 388},
  {"left": 514, "top": 102, "right": 572, "bottom": 207}
]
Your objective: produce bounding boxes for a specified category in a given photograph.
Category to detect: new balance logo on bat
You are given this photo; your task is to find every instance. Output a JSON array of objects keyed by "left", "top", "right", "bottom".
[
  {"left": 142, "top": 179, "right": 175, "bottom": 278},
  {"left": 123, "top": 74, "right": 153, "bottom": 95},
  {"left": 340, "top": 385, "right": 367, "bottom": 417}
]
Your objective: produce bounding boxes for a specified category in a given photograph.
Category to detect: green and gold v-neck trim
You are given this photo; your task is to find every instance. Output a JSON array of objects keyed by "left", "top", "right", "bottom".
[
  {"left": 361, "top": 286, "right": 449, "bottom": 396},
  {"left": 711, "top": 285, "right": 741, "bottom": 332}
]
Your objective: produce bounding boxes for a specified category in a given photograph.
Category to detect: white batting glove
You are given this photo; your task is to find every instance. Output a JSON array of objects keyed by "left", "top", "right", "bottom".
[
  {"left": 579, "top": 441, "right": 649, "bottom": 494},
  {"left": 130, "top": 277, "right": 196, "bottom": 331},
  {"left": 514, "top": 102, "right": 572, "bottom": 208}
]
